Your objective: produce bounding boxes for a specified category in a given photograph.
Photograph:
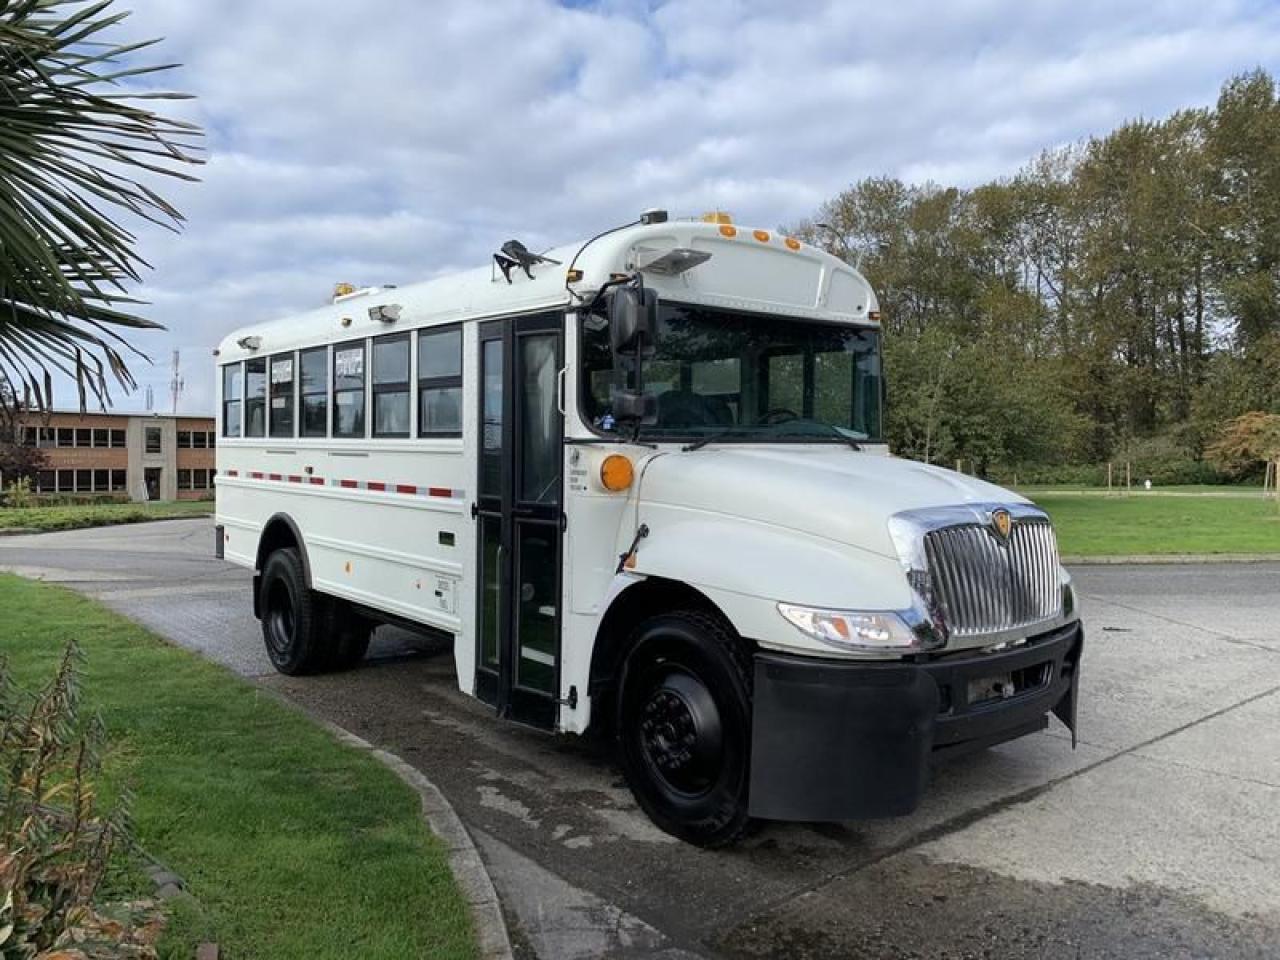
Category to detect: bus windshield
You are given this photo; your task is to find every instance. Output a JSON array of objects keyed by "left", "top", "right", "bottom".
[{"left": 581, "top": 302, "right": 883, "bottom": 443}]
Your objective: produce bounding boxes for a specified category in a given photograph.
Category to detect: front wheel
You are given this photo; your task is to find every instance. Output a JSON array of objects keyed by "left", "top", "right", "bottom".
[{"left": 615, "top": 611, "right": 753, "bottom": 847}]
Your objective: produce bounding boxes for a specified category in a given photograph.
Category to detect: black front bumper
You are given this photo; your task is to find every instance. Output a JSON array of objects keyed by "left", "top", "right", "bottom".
[{"left": 748, "top": 620, "right": 1083, "bottom": 822}]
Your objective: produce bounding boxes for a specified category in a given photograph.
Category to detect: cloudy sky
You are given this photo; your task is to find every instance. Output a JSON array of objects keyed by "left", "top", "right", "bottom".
[{"left": 88, "top": 0, "right": 1280, "bottom": 414}]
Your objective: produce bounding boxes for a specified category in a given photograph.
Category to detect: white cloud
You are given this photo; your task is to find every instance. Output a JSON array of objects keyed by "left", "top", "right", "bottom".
[{"left": 58, "top": 0, "right": 1280, "bottom": 413}]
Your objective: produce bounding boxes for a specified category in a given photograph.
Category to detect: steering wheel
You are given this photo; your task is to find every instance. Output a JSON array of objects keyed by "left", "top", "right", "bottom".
[{"left": 759, "top": 408, "right": 800, "bottom": 425}]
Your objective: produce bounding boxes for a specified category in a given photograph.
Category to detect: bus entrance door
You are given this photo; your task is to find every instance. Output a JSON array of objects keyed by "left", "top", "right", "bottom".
[{"left": 475, "top": 312, "right": 564, "bottom": 728}]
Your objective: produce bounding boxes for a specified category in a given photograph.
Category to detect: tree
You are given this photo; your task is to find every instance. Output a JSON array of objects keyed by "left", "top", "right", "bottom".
[{"left": 0, "top": 0, "right": 201, "bottom": 415}]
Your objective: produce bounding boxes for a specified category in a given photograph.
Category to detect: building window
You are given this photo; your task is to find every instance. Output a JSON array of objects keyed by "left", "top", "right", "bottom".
[
  {"left": 93, "top": 428, "right": 108, "bottom": 447},
  {"left": 222, "top": 364, "right": 243, "bottom": 438},
  {"left": 270, "top": 354, "right": 295, "bottom": 438},
  {"left": 21, "top": 427, "right": 35, "bottom": 447},
  {"left": 57, "top": 428, "right": 74, "bottom": 447},
  {"left": 111, "top": 469, "right": 126, "bottom": 492},
  {"left": 299, "top": 347, "right": 328, "bottom": 438},
  {"left": 93, "top": 469, "right": 108, "bottom": 492},
  {"left": 207, "top": 432, "right": 216, "bottom": 448},
  {"left": 192, "top": 431, "right": 207, "bottom": 449},
  {"left": 76, "top": 469, "right": 91, "bottom": 491},
  {"left": 418, "top": 326, "right": 463, "bottom": 436},
  {"left": 245, "top": 358, "right": 267, "bottom": 438},
  {"left": 37, "top": 470, "right": 54, "bottom": 493},
  {"left": 57, "top": 469, "right": 74, "bottom": 492},
  {"left": 372, "top": 335, "right": 410, "bottom": 438},
  {"left": 332, "top": 342, "right": 365, "bottom": 438},
  {"left": 177, "top": 431, "right": 191, "bottom": 448},
  {"left": 76, "top": 428, "right": 92, "bottom": 447},
  {"left": 178, "top": 469, "right": 192, "bottom": 490},
  {"left": 110, "top": 429, "right": 126, "bottom": 447},
  {"left": 145, "top": 426, "right": 162, "bottom": 454}
]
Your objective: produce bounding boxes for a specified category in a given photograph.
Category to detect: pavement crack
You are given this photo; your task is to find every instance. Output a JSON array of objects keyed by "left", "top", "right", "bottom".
[{"left": 734, "top": 681, "right": 1280, "bottom": 928}]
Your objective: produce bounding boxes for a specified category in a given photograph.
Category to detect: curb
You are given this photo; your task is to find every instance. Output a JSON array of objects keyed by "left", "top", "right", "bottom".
[
  {"left": 318, "top": 721, "right": 514, "bottom": 960},
  {"left": 1063, "top": 553, "right": 1280, "bottom": 565}
]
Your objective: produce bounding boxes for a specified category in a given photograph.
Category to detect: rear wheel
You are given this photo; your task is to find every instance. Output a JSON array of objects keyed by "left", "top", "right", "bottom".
[
  {"left": 615, "top": 611, "right": 753, "bottom": 847},
  {"left": 259, "top": 548, "right": 328, "bottom": 675}
]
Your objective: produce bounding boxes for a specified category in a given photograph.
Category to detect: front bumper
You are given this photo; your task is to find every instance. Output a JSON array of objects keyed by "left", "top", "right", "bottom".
[{"left": 748, "top": 620, "right": 1083, "bottom": 821}]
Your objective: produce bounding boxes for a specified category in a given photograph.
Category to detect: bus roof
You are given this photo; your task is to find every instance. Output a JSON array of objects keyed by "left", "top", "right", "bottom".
[{"left": 216, "top": 216, "right": 879, "bottom": 363}]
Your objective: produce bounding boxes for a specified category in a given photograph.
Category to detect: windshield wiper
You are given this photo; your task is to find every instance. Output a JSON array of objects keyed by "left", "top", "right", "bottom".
[
  {"left": 775, "top": 422, "right": 863, "bottom": 451},
  {"left": 682, "top": 428, "right": 757, "bottom": 452}
]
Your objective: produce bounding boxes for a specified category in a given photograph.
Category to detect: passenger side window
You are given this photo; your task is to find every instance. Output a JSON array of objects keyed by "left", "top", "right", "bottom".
[
  {"left": 372, "top": 335, "right": 410, "bottom": 438},
  {"left": 299, "top": 347, "right": 328, "bottom": 438},
  {"left": 245, "top": 358, "right": 266, "bottom": 438},
  {"left": 418, "top": 327, "right": 462, "bottom": 436},
  {"left": 270, "top": 354, "right": 295, "bottom": 438},
  {"left": 333, "top": 342, "right": 366, "bottom": 438}
]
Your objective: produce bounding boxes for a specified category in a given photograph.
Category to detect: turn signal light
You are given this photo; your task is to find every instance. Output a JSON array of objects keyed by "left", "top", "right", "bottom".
[
  {"left": 753, "top": 229, "right": 770, "bottom": 243},
  {"left": 785, "top": 237, "right": 801, "bottom": 251},
  {"left": 719, "top": 224, "right": 737, "bottom": 238},
  {"left": 600, "top": 454, "right": 634, "bottom": 492}
]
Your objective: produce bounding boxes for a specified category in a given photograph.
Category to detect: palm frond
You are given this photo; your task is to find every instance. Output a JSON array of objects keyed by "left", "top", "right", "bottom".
[{"left": 0, "top": 0, "right": 203, "bottom": 416}]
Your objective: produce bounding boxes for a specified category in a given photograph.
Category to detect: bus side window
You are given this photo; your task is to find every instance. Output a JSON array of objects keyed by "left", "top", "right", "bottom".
[
  {"left": 333, "top": 341, "right": 366, "bottom": 438},
  {"left": 418, "top": 326, "right": 462, "bottom": 437},
  {"left": 269, "top": 354, "right": 295, "bottom": 438},
  {"left": 299, "top": 347, "right": 328, "bottom": 437},
  {"left": 222, "top": 363, "right": 243, "bottom": 438},
  {"left": 245, "top": 358, "right": 267, "bottom": 438},
  {"left": 372, "top": 334, "right": 410, "bottom": 438}
]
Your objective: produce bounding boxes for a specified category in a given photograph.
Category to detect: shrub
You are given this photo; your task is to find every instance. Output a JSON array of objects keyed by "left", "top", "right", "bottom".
[
  {"left": 1206, "top": 412, "right": 1280, "bottom": 481},
  {"left": 0, "top": 644, "right": 162, "bottom": 958},
  {"left": 3, "top": 478, "right": 34, "bottom": 510}
]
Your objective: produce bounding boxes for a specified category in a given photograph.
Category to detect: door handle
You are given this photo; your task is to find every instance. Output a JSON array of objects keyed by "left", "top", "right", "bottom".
[{"left": 556, "top": 366, "right": 566, "bottom": 415}]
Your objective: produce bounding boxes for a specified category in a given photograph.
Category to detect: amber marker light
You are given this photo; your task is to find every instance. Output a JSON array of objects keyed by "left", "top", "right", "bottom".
[
  {"left": 753, "top": 229, "right": 770, "bottom": 243},
  {"left": 719, "top": 224, "right": 738, "bottom": 238},
  {"left": 785, "top": 237, "right": 801, "bottom": 251},
  {"left": 600, "top": 453, "right": 635, "bottom": 491}
]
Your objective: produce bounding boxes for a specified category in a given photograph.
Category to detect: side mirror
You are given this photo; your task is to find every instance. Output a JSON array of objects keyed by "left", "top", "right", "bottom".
[{"left": 609, "top": 286, "right": 659, "bottom": 357}]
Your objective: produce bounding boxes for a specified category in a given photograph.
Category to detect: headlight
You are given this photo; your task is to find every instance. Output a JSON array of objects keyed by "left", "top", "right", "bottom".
[{"left": 777, "top": 602, "right": 943, "bottom": 653}]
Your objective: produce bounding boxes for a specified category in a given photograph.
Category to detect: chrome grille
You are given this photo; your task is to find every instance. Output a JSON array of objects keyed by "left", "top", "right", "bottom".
[{"left": 922, "top": 519, "right": 1062, "bottom": 637}]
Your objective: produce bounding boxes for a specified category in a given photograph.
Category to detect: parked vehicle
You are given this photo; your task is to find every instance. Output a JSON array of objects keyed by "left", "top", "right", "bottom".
[{"left": 215, "top": 210, "right": 1083, "bottom": 845}]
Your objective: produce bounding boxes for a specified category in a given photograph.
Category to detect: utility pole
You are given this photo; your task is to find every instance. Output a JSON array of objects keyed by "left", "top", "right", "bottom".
[{"left": 169, "top": 349, "right": 184, "bottom": 414}]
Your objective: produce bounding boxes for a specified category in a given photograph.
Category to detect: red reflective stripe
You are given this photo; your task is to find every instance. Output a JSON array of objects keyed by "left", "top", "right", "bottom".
[
  {"left": 226, "top": 470, "right": 238, "bottom": 477},
  {"left": 268, "top": 473, "right": 282, "bottom": 481},
  {"left": 396, "top": 484, "right": 417, "bottom": 495},
  {"left": 287, "top": 475, "right": 302, "bottom": 483},
  {"left": 249, "top": 471, "right": 263, "bottom": 479},
  {"left": 427, "top": 486, "right": 452, "bottom": 498},
  {"left": 340, "top": 479, "right": 358, "bottom": 489},
  {"left": 366, "top": 481, "right": 386, "bottom": 492},
  {"left": 309, "top": 476, "right": 325, "bottom": 485}
]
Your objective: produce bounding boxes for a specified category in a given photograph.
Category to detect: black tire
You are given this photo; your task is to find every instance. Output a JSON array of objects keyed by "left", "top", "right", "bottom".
[
  {"left": 259, "top": 548, "right": 328, "bottom": 675},
  {"left": 615, "top": 610, "right": 753, "bottom": 847}
]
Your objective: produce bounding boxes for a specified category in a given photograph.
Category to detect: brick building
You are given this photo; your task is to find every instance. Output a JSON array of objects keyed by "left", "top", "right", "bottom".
[{"left": 16, "top": 411, "right": 216, "bottom": 502}]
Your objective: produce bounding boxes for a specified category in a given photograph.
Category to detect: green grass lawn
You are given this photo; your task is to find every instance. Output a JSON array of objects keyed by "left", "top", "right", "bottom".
[
  {"left": 0, "top": 574, "right": 475, "bottom": 960},
  {"left": 1025, "top": 491, "right": 1280, "bottom": 556},
  {"left": 0, "top": 499, "right": 213, "bottom": 532}
]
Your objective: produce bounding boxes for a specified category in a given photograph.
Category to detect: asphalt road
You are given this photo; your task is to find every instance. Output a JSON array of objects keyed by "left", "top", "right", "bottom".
[{"left": 2, "top": 519, "right": 1279, "bottom": 959}]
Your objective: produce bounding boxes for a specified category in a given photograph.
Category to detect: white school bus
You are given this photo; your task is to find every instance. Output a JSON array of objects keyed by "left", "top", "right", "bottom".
[{"left": 215, "top": 210, "right": 1082, "bottom": 846}]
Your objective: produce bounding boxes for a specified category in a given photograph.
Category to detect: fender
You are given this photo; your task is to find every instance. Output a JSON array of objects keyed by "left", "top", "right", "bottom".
[{"left": 252, "top": 512, "right": 313, "bottom": 619}]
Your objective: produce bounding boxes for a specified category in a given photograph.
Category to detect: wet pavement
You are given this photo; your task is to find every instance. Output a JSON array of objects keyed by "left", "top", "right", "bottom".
[{"left": 2, "top": 519, "right": 1278, "bottom": 959}]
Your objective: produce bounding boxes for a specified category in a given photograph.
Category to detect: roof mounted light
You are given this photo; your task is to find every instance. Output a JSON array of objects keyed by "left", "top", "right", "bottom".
[
  {"left": 636, "top": 247, "right": 712, "bottom": 276},
  {"left": 369, "top": 304, "right": 403, "bottom": 323}
]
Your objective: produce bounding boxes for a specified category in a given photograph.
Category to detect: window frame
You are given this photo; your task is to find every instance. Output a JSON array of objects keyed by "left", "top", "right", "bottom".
[
  {"left": 222, "top": 363, "right": 244, "bottom": 438},
  {"left": 299, "top": 346, "right": 329, "bottom": 439},
  {"left": 269, "top": 352, "right": 297, "bottom": 439},
  {"left": 372, "top": 333, "right": 411, "bottom": 439},
  {"left": 416, "top": 324, "right": 464, "bottom": 438},
  {"left": 331, "top": 339, "right": 367, "bottom": 439},
  {"left": 244, "top": 357, "right": 267, "bottom": 438},
  {"left": 144, "top": 426, "right": 162, "bottom": 455}
]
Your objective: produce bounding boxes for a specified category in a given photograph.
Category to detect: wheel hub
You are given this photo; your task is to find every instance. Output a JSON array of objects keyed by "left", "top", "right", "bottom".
[{"left": 638, "top": 670, "right": 723, "bottom": 793}]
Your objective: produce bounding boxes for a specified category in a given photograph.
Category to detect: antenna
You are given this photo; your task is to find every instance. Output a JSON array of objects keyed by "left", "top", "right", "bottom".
[
  {"left": 145, "top": 385, "right": 154, "bottom": 411},
  {"left": 169, "top": 349, "right": 185, "bottom": 414}
]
